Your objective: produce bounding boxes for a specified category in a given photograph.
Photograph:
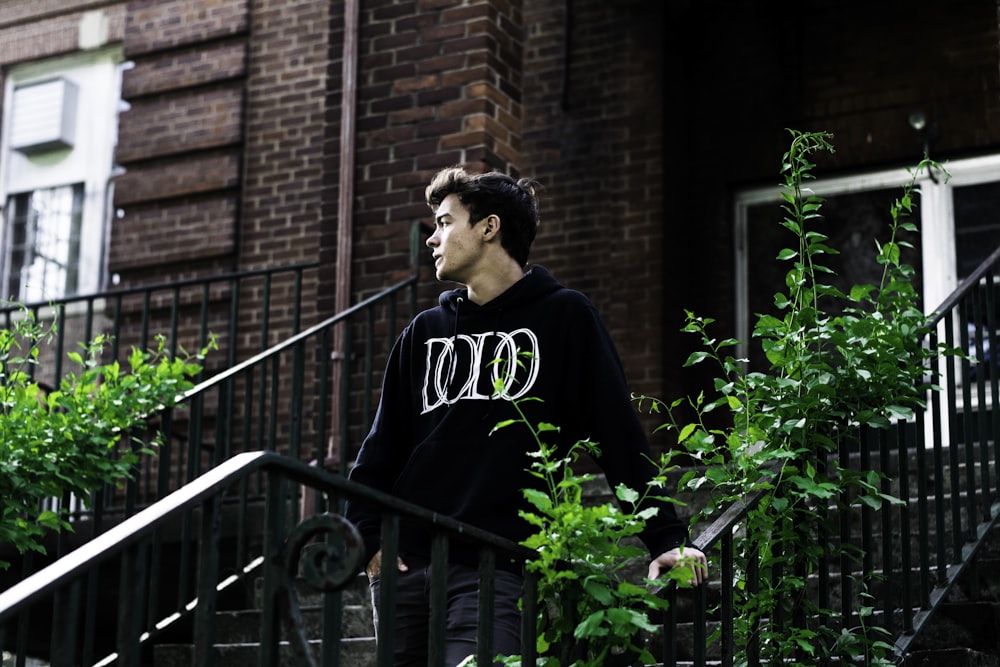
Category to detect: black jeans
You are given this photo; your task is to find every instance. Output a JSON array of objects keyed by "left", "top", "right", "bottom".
[{"left": 369, "top": 558, "right": 523, "bottom": 666}]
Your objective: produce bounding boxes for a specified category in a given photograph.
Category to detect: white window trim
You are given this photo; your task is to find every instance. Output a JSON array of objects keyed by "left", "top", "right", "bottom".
[
  {"left": 0, "top": 47, "right": 124, "bottom": 302},
  {"left": 733, "top": 154, "right": 1000, "bottom": 359}
]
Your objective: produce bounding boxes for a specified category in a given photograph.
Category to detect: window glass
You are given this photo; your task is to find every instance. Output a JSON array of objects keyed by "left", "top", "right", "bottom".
[
  {"left": 4, "top": 184, "right": 84, "bottom": 302},
  {"left": 953, "top": 181, "right": 1000, "bottom": 281},
  {"left": 744, "top": 188, "right": 922, "bottom": 369}
]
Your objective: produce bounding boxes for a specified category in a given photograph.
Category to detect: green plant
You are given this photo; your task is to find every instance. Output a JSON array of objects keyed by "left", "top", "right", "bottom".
[
  {"left": 0, "top": 311, "right": 214, "bottom": 568},
  {"left": 644, "top": 130, "right": 956, "bottom": 665},
  {"left": 475, "top": 382, "right": 700, "bottom": 667}
]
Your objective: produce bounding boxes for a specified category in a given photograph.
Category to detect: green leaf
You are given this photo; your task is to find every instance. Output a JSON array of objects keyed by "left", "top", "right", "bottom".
[
  {"left": 490, "top": 419, "right": 518, "bottom": 433},
  {"left": 615, "top": 485, "right": 639, "bottom": 504},
  {"left": 678, "top": 422, "right": 697, "bottom": 442},
  {"left": 574, "top": 611, "right": 609, "bottom": 640},
  {"left": 684, "top": 351, "right": 711, "bottom": 367},
  {"left": 522, "top": 488, "right": 552, "bottom": 513},
  {"left": 582, "top": 578, "right": 614, "bottom": 606}
]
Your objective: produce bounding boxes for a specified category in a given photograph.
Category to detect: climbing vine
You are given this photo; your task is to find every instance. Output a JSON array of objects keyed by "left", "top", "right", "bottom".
[{"left": 647, "top": 130, "right": 956, "bottom": 664}]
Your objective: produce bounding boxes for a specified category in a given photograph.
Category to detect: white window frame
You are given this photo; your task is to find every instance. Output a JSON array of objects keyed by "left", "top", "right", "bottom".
[
  {"left": 3, "top": 183, "right": 86, "bottom": 302},
  {"left": 733, "top": 154, "right": 1000, "bottom": 359},
  {"left": 0, "top": 47, "right": 124, "bottom": 303}
]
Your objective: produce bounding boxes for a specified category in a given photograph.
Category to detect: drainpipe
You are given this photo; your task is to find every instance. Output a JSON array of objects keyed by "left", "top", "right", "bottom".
[{"left": 327, "top": 0, "right": 359, "bottom": 471}]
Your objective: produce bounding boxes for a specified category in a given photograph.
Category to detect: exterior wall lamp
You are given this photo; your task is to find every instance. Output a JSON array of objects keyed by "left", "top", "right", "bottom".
[{"left": 908, "top": 110, "right": 939, "bottom": 182}]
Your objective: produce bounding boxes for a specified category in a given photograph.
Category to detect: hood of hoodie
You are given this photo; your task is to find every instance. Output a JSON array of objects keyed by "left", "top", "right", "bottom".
[{"left": 437, "top": 264, "right": 563, "bottom": 315}]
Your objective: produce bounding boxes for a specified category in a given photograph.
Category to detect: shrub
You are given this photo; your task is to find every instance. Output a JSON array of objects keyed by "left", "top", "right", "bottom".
[{"left": 0, "top": 311, "right": 213, "bottom": 569}]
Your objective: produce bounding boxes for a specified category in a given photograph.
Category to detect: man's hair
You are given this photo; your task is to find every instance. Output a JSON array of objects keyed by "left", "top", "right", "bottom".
[{"left": 425, "top": 167, "right": 539, "bottom": 267}]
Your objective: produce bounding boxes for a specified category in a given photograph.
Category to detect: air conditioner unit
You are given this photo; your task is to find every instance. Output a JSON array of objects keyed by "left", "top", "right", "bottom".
[{"left": 10, "top": 78, "right": 79, "bottom": 155}]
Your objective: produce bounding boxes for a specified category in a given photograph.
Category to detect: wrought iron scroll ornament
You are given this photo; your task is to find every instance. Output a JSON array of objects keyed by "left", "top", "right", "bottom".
[{"left": 275, "top": 512, "right": 366, "bottom": 665}]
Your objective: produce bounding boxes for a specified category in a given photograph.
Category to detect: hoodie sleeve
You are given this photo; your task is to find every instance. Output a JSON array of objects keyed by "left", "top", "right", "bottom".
[
  {"left": 562, "top": 297, "right": 689, "bottom": 557},
  {"left": 344, "top": 325, "right": 415, "bottom": 567}
]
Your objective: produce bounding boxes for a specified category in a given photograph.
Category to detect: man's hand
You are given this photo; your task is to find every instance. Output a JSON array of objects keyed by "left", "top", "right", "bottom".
[
  {"left": 647, "top": 546, "right": 708, "bottom": 586},
  {"left": 365, "top": 549, "right": 409, "bottom": 579}
]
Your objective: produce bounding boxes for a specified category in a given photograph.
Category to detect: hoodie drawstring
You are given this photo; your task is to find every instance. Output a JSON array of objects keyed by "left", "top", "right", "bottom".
[{"left": 446, "top": 296, "right": 463, "bottom": 402}]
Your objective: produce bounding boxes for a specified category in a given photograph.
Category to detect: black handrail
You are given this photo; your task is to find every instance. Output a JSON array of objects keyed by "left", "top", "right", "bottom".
[
  {"left": 654, "top": 249, "right": 1000, "bottom": 665},
  {"left": 0, "top": 451, "right": 536, "bottom": 667},
  {"left": 179, "top": 277, "right": 415, "bottom": 403},
  {"left": 4, "top": 230, "right": 999, "bottom": 664},
  {"left": 0, "top": 224, "right": 430, "bottom": 665}
]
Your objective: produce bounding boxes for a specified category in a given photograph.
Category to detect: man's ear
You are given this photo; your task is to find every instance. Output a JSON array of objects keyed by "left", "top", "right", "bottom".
[{"left": 483, "top": 214, "right": 501, "bottom": 240}]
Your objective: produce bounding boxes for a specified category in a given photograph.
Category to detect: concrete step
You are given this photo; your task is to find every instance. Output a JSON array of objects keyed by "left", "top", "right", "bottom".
[
  {"left": 152, "top": 572, "right": 377, "bottom": 666},
  {"left": 154, "top": 637, "right": 376, "bottom": 667},
  {"left": 253, "top": 571, "right": 371, "bottom": 610},
  {"left": 906, "top": 601, "right": 1000, "bottom": 655},
  {"left": 900, "top": 647, "right": 1000, "bottom": 667},
  {"left": 152, "top": 463, "right": 998, "bottom": 667},
  {"left": 212, "top": 603, "right": 372, "bottom": 644}
]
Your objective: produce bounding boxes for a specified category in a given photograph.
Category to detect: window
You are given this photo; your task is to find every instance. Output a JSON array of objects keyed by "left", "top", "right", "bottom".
[
  {"left": 3, "top": 184, "right": 84, "bottom": 302},
  {"left": 953, "top": 180, "right": 1000, "bottom": 278},
  {"left": 734, "top": 155, "right": 1000, "bottom": 365},
  {"left": 0, "top": 48, "right": 123, "bottom": 303}
]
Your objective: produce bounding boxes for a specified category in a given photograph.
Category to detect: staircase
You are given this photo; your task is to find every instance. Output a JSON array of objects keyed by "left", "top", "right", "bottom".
[
  {"left": 2, "top": 442, "right": 998, "bottom": 666},
  {"left": 139, "top": 472, "right": 703, "bottom": 667},
  {"left": 4, "top": 245, "right": 1000, "bottom": 665},
  {"left": 899, "top": 525, "right": 1000, "bottom": 666},
  {"left": 153, "top": 573, "right": 376, "bottom": 667},
  {"left": 131, "top": 455, "right": 1000, "bottom": 667}
]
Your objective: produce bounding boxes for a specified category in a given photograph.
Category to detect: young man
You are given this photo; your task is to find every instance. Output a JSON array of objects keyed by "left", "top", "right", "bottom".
[{"left": 345, "top": 167, "right": 707, "bottom": 665}]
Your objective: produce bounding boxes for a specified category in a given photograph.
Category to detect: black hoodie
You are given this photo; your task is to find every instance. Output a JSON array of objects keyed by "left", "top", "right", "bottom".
[{"left": 345, "top": 265, "right": 688, "bottom": 569}]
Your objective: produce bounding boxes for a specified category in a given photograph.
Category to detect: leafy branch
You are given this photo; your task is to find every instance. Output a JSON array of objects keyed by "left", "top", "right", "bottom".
[
  {"left": 476, "top": 356, "right": 690, "bottom": 667},
  {"left": 647, "top": 130, "right": 958, "bottom": 664},
  {"left": 0, "top": 311, "right": 215, "bottom": 568}
]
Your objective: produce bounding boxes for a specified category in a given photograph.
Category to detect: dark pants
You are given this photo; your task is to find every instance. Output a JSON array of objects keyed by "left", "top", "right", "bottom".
[{"left": 369, "top": 558, "right": 523, "bottom": 666}]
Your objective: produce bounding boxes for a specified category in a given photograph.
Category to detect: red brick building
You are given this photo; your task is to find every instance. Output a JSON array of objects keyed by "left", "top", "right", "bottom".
[{"left": 1, "top": 0, "right": 999, "bottom": 455}]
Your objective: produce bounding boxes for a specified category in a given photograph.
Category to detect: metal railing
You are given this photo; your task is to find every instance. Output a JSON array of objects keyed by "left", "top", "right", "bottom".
[
  {"left": 1, "top": 262, "right": 320, "bottom": 397},
  {"left": 0, "top": 223, "right": 429, "bottom": 662},
  {"left": 656, "top": 246, "right": 1000, "bottom": 665},
  {"left": 0, "top": 451, "right": 537, "bottom": 667},
  {"left": 3, "top": 232, "right": 999, "bottom": 665},
  {"left": 4, "top": 222, "right": 424, "bottom": 521},
  {"left": 0, "top": 222, "right": 431, "bottom": 665},
  {"left": 0, "top": 261, "right": 326, "bottom": 604}
]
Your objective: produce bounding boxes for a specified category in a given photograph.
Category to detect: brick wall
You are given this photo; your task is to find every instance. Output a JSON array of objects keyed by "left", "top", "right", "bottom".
[
  {"left": 328, "top": 0, "right": 528, "bottom": 452},
  {"left": 332, "top": 0, "right": 525, "bottom": 306},
  {"left": 519, "top": 0, "right": 667, "bottom": 440},
  {"left": 109, "top": 0, "right": 336, "bottom": 460},
  {"left": 112, "top": 0, "right": 335, "bottom": 340},
  {"left": 794, "top": 1, "right": 1000, "bottom": 165},
  {"left": 657, "top": 0, "right": 1000, "bottom": 373},
  {"left": 5, "top": 0, "right": 1000, "bottom": 463},
  {"left": 240, "top": 0, "right": 332, "bottom": 272},
  {"left": 0, "top": 3, "right": 126, "bottom": 64},
  {"left": 113, "top": 0, "right": 249, "bottom": 285}
]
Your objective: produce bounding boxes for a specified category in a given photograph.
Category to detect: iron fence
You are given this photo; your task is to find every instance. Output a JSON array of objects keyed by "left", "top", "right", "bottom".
[
  {"left": 0, "top": 451, "right": 535, "bottom": 667},
  {"left": 2, "top": 232, "right": 1000, "bottom": 665},
  {"left": 656, "top": 246, "right": 1000, "bottom": 665}
]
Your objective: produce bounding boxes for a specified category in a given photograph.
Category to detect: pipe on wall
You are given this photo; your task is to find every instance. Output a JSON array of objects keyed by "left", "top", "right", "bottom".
[{"left": 328, "top": 0, "right": 359, "bottom": 468}]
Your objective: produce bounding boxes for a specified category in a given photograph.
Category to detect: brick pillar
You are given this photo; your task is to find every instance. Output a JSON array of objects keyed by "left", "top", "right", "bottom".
[
  {"left": 324, "top": 0, "right": 526, "bottom": 455},
  {"left": 325, "top": 0, "right": 525, "bottom": 305},
  {"left": 520, "top": 0, "right": 666, "bottom": 442}
]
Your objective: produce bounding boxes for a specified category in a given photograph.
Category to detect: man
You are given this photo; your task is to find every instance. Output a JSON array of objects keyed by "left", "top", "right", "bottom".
[{"left": 345, "top": 167, "right": 707, "bottom": 665}]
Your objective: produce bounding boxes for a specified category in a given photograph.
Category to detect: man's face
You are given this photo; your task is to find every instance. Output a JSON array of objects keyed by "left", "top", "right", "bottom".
[{"left": 427, "top": 194, "right": 488, "bottom": 284}]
